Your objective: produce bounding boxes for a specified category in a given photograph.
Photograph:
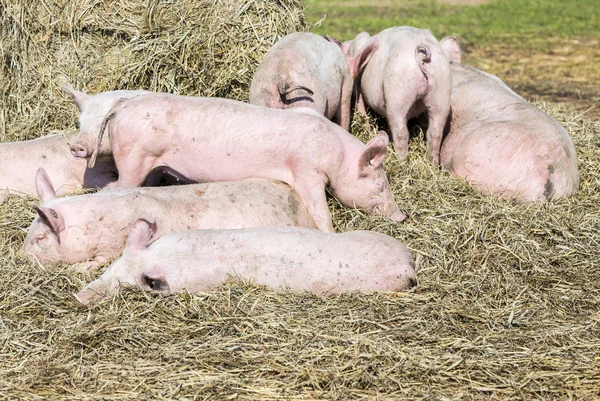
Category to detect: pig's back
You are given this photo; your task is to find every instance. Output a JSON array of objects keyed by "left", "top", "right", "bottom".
[
  {"left": 158, "top": 226, "right": 415, "bottom": 293},
  {"left": 0, "top": 134, "right": 85, "bottom": 197}
]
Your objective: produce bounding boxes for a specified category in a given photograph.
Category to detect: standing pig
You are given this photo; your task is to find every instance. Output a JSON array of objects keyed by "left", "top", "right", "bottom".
[
  {"left": 21, "top": 168, "right": 316, "bottom": 270},
  {"left": 75, "top": 222, "right": 417, "bottom": 305},
  {"left": 249, "top": 32, "right": 379, "bottom": 131},
  {"left": 0, "top": 132, "right": 117, "bottom": 204},
  {"left": 63, "top": 85, "right": 151, "bottom": 161},
  {"left": 438, "top": 36, "right": 579, "bottom": 201},
  {"left": 347, "top": 27, "right": 452, "bottom": 164},
  {"left": 89, "top": 94, "right": 406, "bottom": 232}
]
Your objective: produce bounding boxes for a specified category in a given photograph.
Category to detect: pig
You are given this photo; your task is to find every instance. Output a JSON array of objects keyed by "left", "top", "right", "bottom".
[
  {"left": 75, "top": 221, "right": 417, "bottom": 305},
  {"left": 88, "top": 94, "right": 406, "bottom": 232},
  {"left": 21, "top": 168, "right": 316, "bottom": 270},
  {"left": 346, "top": 27, "right": 452, "bottom": 165},
  {"left": 249, "top": 32, "right": 379, "bottom": 131},
  {"left": 64, "top": 85, "right": 151, "bottom": 160},
  {"left": 0, "top": 132, "right": 117, "bottom": 204},
  {"left": 438, "top": 36, "right": 579, "bottom": 201}
]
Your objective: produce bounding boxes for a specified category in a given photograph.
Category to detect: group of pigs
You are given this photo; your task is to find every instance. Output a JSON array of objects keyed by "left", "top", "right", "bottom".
[{"left": 2, "top": 26, "right": 578, "bottom": 305}]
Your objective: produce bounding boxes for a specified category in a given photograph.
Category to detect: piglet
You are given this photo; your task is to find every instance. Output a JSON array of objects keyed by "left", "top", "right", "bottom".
[
  {"left": 249, "top": 32, "right": 378, "bottom": 130},
  {"left": 64, "top": 85, "right": 151, "bottom": 162},
  {"left": 21, "top": 168, "right": 316, "bottom": 270},
  {"left": 90, "top": 94, "right": 406, "bottom": 232},
  {"left": 0, "top": 132, "right": 117, "bottom": 204},
  {"left": 75, "top": 221, "right": 417, "bottom": 305},
  {"left": 346, "top": 27, "right": 452, "bottom": 164},
  {"left": 438, "top": 36, "right": 579, "bottom": 201}
]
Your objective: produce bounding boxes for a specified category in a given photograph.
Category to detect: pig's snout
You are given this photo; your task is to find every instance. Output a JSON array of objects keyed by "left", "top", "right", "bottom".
[
  {"left": 389, "top": 210, "right": 407, "bottom": 222},
  {"left": 70, "top": 144, "right": 89, "bottom": 158}
]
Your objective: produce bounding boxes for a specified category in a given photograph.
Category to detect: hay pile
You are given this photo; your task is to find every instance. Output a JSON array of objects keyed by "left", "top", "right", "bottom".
[
  {"left": 1, "top": 0, "right": 600, "bottom": 399},
  {"left": 0, "top": 0, "right": 306, "bottom": 141}
]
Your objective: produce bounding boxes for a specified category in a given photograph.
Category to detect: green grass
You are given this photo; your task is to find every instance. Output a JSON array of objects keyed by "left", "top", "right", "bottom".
[{"left": 305, "top": 0, "right": 600, "bottom": 49}]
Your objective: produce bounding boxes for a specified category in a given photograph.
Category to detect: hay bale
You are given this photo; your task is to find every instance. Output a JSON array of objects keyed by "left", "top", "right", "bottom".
[{"left": 0, "top": 0, "right": 306, "bottom": 141}]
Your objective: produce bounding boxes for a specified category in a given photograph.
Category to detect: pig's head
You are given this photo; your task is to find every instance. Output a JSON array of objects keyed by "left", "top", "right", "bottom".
[
  {"left": 330, "top": 131, "right": 406, "bottom": 222},
  {"left": 21, "top": 168, "right": 67, "bottom": 265},
  {"left": 440, "top": 36, "right": 462, "bottom": 64},
  {"left": 64, "top": 85, "right": 150, "bottom": 167},
  {"left": 75, "top": 218, "right": 168, "bottom": 305}
]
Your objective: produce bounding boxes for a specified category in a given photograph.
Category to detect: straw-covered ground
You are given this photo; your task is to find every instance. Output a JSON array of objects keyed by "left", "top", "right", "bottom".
[{"left": 1, "top": 0, "right": 599, "bottom": 400}]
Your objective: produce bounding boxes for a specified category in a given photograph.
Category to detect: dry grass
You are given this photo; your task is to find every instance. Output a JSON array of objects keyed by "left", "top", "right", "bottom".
[
  {"left": 0, "top": 0, "right": 306, "bottom": 141},
  {"left": 1, "top": 0, "right": 600, "bottom": 399}
]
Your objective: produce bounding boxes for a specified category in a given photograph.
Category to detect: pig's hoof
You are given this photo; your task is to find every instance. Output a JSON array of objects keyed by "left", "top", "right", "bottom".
[{"left": 70, "top": 144, "right": 88, "bottom": 158}]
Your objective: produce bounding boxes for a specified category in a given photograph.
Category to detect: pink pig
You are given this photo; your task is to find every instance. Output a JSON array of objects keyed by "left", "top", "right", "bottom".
[
  {"left": 21, "top": 168, "right": 316, "bottom": 270},
  {"left": 89, "top": 94, "right": 406, "bottom": 232},
  {"left": 64, "top": 85, "right": 151, "bottom": 160},
  {"left": 0, "top": 132, "right": 117, "bottom": 203},
  {"left": 346, "top": 27, "right": 452, "bottom": 164},
  {"left": 75, "top": 221, "right": 417, "bottom": 305},
  {"left": 438, "top": 36, "right": 579, "bottom": 201},
  {"left": 249, "top": 32, "right": 378, "bottom": 130}
]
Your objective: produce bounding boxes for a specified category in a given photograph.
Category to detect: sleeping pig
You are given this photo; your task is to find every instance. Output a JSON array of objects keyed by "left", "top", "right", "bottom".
[
  {"left": 438, "top": 36, "right": 579, "bottom": 201},
  {"left": 21, "top": 168, "right": 316, "bottom": 270},
  {"left": 87, "top": 94, "right": 406, "bottom": 232},
  {"left": 249, "top": 32, "right": 379, "bottom": 130},
  {"left": 0, "top": 132, "right": 117, "bottom": 204},
  {"left": 75, "top": 222, "right": 417, "bottom": 305},
  {"left": 345, "top": 27, "right": 452, "bottom": 165}
]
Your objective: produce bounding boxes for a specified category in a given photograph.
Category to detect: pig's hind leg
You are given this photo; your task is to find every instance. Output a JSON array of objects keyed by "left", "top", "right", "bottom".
[{"left": 114, "top": 154, "right": 160, "bottom": 187}]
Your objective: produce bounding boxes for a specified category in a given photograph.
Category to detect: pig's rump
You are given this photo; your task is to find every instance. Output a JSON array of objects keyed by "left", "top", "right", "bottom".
[{"left": 440, "top": 115, "right": 578, "bottom": 202}]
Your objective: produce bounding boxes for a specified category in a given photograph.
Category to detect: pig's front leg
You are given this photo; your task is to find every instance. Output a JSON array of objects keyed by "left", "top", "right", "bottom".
[{"left": 293, "top": 179, "right": 334, "bottom": 232}]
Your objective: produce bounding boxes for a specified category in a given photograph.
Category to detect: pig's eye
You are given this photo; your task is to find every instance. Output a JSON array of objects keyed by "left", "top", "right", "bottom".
[
  {"left": 141, "top": 273, "right": 168, "bottom": 292},
  {"left": 35, "top": 233, "right": 48, "bottom": 242}
]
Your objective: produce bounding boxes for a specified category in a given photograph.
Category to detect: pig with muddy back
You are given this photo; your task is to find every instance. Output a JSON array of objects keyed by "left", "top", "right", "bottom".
[
  {"left": 250, "top": 32, "right": 379, "bottom": 130},
  {"left": 346, "top": 27, "right": 452, "bottom": 164},
  {"left": 89, "top": 94, "right": 406, "bottom": 231},
  {"left": 438, "top": 36, "right": 578, "bottom": 201},
  {"left": 75, "top": 222, "right": 417, "bottom": 305},
  {"left": 22, "top": 168, "right": 316, "bottom": 270}
]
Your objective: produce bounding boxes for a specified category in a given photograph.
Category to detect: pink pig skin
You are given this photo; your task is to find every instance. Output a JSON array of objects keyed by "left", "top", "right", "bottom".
[
  {"left": 92, "top": 94, "right": 406, "bottom": 232},
  {"left": 75, "top": 222, "right": 417, "bottom": 305},
  {"left": 347, "top": 27, "right": 452, "bottom": 165},
  {"left": 438, "top": 37, "right": 579, "bottom": 202},
  {"left": 64, "top": 85, "right": 151, "bottom": 161},
  {"left": 0, "top": 133, "right": 117, "bottom": 203},
  {"left": 249, "top": 32, "right": 378, "bottom": 131},
  {"left": 21, "top": 168, "right": 316, "bottom": 270}
]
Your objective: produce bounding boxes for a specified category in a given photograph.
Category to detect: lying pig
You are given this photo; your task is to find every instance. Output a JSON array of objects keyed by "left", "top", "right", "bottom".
[
  {"left": 438, "top": 36, "right": 579, "bottom": 201},
  {"left": 89, "top": 94, "right": 406, "bottom": 232},
  {"left": 346, "top": 27, "right": 452, "bottom": 164},
  {"left": 64, "top": 85, "right": 151, "bottom": 160},
  {"left": 249, "top": 32, "right": 379, "bottom": 131},
  {"left": 0, "top": 132, "right": 117, "bottom": 204},
  {"left": 75, "top": 221, "right": 417, "bottom": 305},
  {"left": 22, "top": 168, "right": 316, "bottom": 270}
]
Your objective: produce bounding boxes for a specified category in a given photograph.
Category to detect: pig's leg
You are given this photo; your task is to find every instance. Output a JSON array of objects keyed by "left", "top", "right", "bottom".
[
  {"left": 424, "top": 95, "right": 450, "bottom": 166},
  {"left": 337, "top": 79, "right": 353, "bottom": 131},
  {"left": 114, "top": 155, "right": 158, "bottom": 187},
  {"left": 293, "top": 180, "right": 333, "bottom": 232},
  {"left": 383, "top": 82, "right": 415, "bottom": 158}
]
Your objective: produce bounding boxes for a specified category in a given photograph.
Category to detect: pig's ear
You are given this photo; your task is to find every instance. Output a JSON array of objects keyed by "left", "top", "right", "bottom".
[
  {"left": 359, "top": 131, "right": 389, "bottom": 171},
  {"left": 347, "top": 37, "right": 379, "bottom": 79},
  {"left": 126, "top": 218, "right": 158, "bottom": 252},
  {"left": 440, "top": 36, "right": 462, "bottom": 64},
  {"left": 32, "top": 204, "right": 65, "bottom": 238},
  {"left": 35, "top": 168, "right": 56, "bottom": 202},
  {"left": 63, "top": 84, "right": 90, "bottom": 112}
]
